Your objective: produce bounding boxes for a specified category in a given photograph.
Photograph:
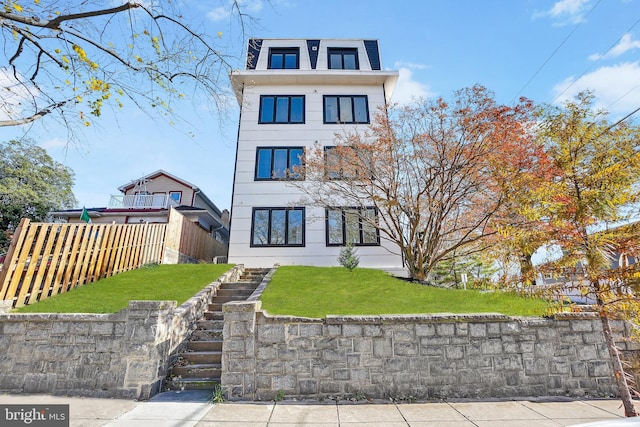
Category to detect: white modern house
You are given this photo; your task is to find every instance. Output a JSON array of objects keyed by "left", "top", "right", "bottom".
[{"left": 228, "top": 38, "right": 406, "bottom": 276}]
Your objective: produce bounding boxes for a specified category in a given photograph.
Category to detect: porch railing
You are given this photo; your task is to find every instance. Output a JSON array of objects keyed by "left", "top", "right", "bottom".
[{"left": 108, "top": 194, "right": 179, "bottom": 209}]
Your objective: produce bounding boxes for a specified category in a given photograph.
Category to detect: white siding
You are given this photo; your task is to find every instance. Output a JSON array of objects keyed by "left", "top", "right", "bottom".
[{"left": 229, "top": 39, "right": 405, "bottom": 276}]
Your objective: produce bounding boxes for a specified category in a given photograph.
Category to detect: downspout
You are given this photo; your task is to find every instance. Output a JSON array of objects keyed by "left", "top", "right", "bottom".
[{"left": 228, "top": 83, "right": 245, "bottom": 242}]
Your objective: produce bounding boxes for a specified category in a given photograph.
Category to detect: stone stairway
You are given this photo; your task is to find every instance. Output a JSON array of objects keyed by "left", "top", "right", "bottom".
[{"left": 164, "top": 267, "right": 270, "bottom": 391}]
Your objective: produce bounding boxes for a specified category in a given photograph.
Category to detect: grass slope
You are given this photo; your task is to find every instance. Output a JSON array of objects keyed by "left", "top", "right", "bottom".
[
  {"left": 260, "top": 266, "right": 548, "bottom": 318},
  {"left": 15, "top": 264, "right": 234, "bottom": 314}
]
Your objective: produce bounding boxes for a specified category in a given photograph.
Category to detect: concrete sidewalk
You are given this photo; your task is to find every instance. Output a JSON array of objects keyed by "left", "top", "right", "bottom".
[{"left": 0, "top": 391, "right": 634, "bottom": 427}]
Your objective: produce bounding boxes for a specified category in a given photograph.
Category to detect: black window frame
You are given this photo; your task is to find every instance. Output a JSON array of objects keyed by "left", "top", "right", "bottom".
[
  {"left": 255, "top": 146, "right": 305, "bottom": 181},
  {"left": 325, "top": 207, "right": 380, "bottom": 247},
  {"left": 259, "top": 95, "right": 305, "bottom": 124},
  {"left": 324, "top": 145, "right": 374, "bottom": 180},
  {"left": 251, "top": 207, "right": 306, "bottom": 247},
  {"left": 328, "top": 48, "right": 359, "bottom": 70},
  {"left": 323, "top": 95, "right": 369, "bottom": 124},
  {"left": 268, "top": 47, "right": 300, "bottom": 69}
]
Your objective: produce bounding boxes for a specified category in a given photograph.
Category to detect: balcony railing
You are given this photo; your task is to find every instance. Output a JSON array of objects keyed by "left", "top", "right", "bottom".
[{"left": 108, "top": 194, "right": 179, "bottom": 209}]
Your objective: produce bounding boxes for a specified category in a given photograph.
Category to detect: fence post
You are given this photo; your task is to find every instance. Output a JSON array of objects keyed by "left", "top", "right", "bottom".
[{"left": 0, "top": 218, "right": 30, "bottom": 302}]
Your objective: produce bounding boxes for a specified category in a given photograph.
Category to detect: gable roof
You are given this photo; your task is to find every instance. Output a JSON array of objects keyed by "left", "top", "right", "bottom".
[{"left": 117, "top": 169, "right": 199, "bottom": 193}]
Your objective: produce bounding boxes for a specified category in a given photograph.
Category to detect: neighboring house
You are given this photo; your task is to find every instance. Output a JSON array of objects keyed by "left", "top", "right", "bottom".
[
  {"left": 53, "top": 169, "right": 230, "bottom": 246},
  {"left": 227, "top": 38, "right": 406, "bottom": 275},
  {"left": 537, "top": 221, "right": 639, "bottom": 289}
]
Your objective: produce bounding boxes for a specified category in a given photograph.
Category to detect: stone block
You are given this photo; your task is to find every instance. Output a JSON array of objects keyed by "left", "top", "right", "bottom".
[
  {"left": 445, "top": 345, "right": 464, "bottom": 360},
  {"left": 363, "top": 324, "right": 383, "bottom": 337},
  {"left": 465, "top": 355, "right": 492, "bottom": 369},
  {"left": 486, "top": 323, "right": 501, "bottom": 336},
  {"left": 384, "top": 358, "right": 409, "bottom": 373},
  {"left": 285, "top": 360, "right": 311, "bottom": 375},
  {"left": 394, "top": 342, "right": 418, "bottom": 356},
  {"left": 299, "top": 323, "right": 323, "bottom": 337},
  {"left": 415, "top": 323, "right": 436, "bottom": 337},
  {"left": 258, "top": 324, "right": 285, "bottom": 344},
  {"left": 333, "top": 369, "right": 350, "bottom": 381},
  {"left": 299, "top": 379, "right": 318, "bottom": 394},
  {"left": 500, "top": 322, "right": 520, "bottom": 334},
  {"left": 342, "top": 324, "right": 363, "bottom": 337},
  {"left": 524, "top": 358, "right": 549, "bottom": 375},
  {"left": 373, "top": 338, "right": 393, "bottom": 357},
  {"left": 571, "top": 320, "right": 594, "bottom": 332},
  {"left": 587, "top": 361, "right": 612, "bottom": 377},
  {"left": 322, "top": 348, "right": 346, "bottom": 362},
  {"left": 435, "top": 323, "right": 455, "bottom": 337},
  {"left": 481, "top": 339, "right": 503, "bottom": 355},
  {"left": 469, "top": 323, "right": 487, "bottom": 337},
  {"left": 493, "top": 354, "right": 523, "bottom": 371},
  {"left": 23, "top": 373, "right": 56, "bottom": 393},
  {"left": 91, "top": 322, "right": 115, "bottom": 336},
  {"left": 347, "top": 354, "right": 360, "bottom": 368},
  {"left": 273, "top": 375, "right": 296, "bottom": 390},
  {"left": 256, "top": 361, "right": 283, "bottom": 374},
  {"left": 577, "top": 345, "right": 598, "bottom": 361},
  {"left": 535, "top": 327, "right": 559, "bottom": 340},
  {"left": 256, "top": 374, "right": 272, "bottom": 389},
  {"left": 314, "top": 337, "right": 337, "bottom": 350},
  {"left": 534, "top": 342, "right": 556, "bottom": 358}
]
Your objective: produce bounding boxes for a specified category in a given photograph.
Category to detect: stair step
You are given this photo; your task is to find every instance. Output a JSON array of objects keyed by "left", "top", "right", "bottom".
[
  {"left": 192, "top": 329, "right": 223, "bottom": 340},
  {"left": 208, "top": 303, "right": 224, "bottom": 312},
  {"left": 164, "top": 377, "right": 220, "bottom": 391},
  {"left": 219, "top": 282, "right": 259, "bottom": 290},
  {"left": 211, "top": 295, "right": 247, "bottom": 304},
  {"left": 188, "top": 340, "right": 222, "bottom": 352},
  {"left": 174, "top": 351, "right": 221, "bottom": 364},
  {"left": 171, "top": 363, "right": 222, "bottom": 378},
  {"left": 197, "top": 319, "right": 223, "bottom": 329},
  {"left": 216, "top": 288, "right": 254, "bottom": 297}
]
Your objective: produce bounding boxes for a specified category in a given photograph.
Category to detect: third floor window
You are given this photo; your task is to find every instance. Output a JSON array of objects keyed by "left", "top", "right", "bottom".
[
  {"left": 324, "top": 95, "right": 369, "bottom": 124},
  {"left": 268, "top": 48, "right": 299, "bottom": 69},
  {"left": 328, "top": 48, "right": 359, "bottom": 70}
]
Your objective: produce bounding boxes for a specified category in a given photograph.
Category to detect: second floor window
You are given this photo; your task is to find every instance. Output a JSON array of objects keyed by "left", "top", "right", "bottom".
[
  {"left": 328, "top": 48, "right": 359, "bottom": 70},
  {"left": 268, "top": 48, "right": 299, "bottom": 69},
  {"left": 255, "top": 147, "right": 304, "bottom": 180},
  {"left": 324, "top": 95, "right": 369, "bottom": 124},
  {"left": 259, "top": 95, "right": 305, "bottom": 124}
]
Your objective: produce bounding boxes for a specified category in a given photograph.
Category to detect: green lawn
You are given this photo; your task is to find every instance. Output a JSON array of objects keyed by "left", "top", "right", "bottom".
[
  {"left": 260, "top": 266, "right": 549, "bottom": 317},
  {"left": 14, "top": 264, "right": 234, "bottom": 314}
]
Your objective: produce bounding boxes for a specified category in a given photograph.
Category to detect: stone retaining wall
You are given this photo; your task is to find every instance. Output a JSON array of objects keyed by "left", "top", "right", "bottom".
[
  {"left": 222, "top": 300, "right": 635, "bottom": 401},
  {"left": 0, "top": 266, "right": 242, "bottom": 399}
]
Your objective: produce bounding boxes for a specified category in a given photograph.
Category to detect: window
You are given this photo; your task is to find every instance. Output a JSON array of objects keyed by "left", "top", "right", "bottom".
[
  {"left": 251, "top": 207, "right": 305, "bottom": 247},
  {"left": 324, "top": 145, "right": 373, "bottom": 180},
  {"left": 259, "top": 95, "right": 305, "bottom": 124},
  {"left": 268, "top": 48, "right": 299, "bottom": 69},
  {"left": 255, "top": 147, "right": 304, "bottom": 180},
  {"left": 328, "top": 48, "right": 359, "bottom": 70},
  {"left": 169, "top": 191, "right": 182, "bottom": 203},
  {"left": 326, "top": 207, "right": 379, "bottom": 246},
  {"left": 323, "top": 95, "right": 368, "bottom": 124}
]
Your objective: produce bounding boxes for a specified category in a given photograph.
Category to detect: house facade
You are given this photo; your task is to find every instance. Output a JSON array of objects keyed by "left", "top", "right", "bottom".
[
  {"left": 227, "top": 38, "right": 406, "bottom": 275},
  {"left": 53, "top": 169, "right": 230, "bottom": 246}
]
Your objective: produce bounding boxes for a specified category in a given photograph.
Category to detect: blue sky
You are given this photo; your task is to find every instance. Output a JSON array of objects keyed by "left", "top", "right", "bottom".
[{"left": 1, "top": 0, "right": 639, "bottom": 212}]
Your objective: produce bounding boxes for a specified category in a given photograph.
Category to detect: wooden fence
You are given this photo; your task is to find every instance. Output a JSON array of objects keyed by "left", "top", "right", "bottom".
[{"left": 0, "top": 207, "right": 226, "bottom": 308}]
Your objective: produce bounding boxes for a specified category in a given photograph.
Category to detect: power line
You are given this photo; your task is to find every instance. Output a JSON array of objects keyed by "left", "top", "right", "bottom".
[
  {"left": 553, "top": 14, "right": 640, "bottom": 106},
  {"left": 510, "top": 0, "right": 602, "bottom": 104}
]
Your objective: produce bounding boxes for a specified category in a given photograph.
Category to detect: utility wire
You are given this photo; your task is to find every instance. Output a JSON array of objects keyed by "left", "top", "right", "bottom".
[
  {"left": 553, "top": 14, "right": 640, "bottom": 106},
  {"left": 510, "top": 0, "right": 602, "bottom": 104}
]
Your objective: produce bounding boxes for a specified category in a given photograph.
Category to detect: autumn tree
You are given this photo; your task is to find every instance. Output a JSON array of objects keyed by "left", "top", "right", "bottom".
[
  {"left": 292, "top": 85, "right": 542, "bottom": 281},
  {"left": 0, "top": 1, "right": 246, "bottom": 130},
  {"left": 532, "top": 92, "right": 640, "bottom": 416},
  {"left": 0, "top": 139, "right": 76, "bottom": 252}
]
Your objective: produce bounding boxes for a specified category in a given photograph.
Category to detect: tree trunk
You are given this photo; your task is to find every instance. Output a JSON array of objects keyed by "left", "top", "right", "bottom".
[{"left": 600, "top": 314, "right": 638, "bottom": 417}]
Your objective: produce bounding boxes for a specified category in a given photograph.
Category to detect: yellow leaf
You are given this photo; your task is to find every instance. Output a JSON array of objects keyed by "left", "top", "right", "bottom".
[
  {"left": 217, "top": 32, "right": 223, "bottom": 38},
  {"left": 12, "top": 3, "right": 23, "bottom": 12}
]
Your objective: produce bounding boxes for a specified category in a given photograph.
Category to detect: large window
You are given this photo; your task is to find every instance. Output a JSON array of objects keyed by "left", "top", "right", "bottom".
[
  {"left": 323, "top": 95, "right": 368, "bottom": 124},
  {"left": 251, "top": 207, "right": 305, "bottom": 247},
  {"left": 255, "top": 147, "right": 304, "bottom": 180},
  {"left": 259, "top": 95, "right": 305, "bottom": 124},
  {"left": 324, "top": 145, "right": 373, "bottom": 180},
  {"left": 328, "top": 48, "right": 359, "bottom": 70},
  {"left": 268, "top": 48, "right": 299, "bottom": 69},
  {"left": 326, "top": 207, "right": 379, "bottom": 246}
]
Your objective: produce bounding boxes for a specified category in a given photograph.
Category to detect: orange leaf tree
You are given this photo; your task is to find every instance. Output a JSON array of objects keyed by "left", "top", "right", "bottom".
[{"left": 292, "top": 85, "right": 542, "bottom": 282}]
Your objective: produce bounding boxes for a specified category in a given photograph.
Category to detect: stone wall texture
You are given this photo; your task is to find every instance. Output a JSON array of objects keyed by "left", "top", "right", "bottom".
[
  {"left": 0, "top": 266, "right": 241, "bottom": 399},
  {"left": 222, "top": 301, "right": 635, "bottom": 401}
]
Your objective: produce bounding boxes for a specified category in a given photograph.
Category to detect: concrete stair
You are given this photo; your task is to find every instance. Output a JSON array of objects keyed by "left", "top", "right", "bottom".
[{"left": 164, "top": 268, "right": 269, "bottom": 391}]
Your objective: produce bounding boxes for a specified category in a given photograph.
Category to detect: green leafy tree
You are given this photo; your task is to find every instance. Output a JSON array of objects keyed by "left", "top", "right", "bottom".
[
  {"left": 0, "top": 1, "right": 247, "bottom": 132},
  {"left": 532, "top": 92, "right": 640, "bottom": 417},
  {"left": 0, "top": 139, "right": 76, "bottom": 251}
]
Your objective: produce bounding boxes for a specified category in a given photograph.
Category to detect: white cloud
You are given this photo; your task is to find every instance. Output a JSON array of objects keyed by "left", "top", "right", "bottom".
[
  {"left": 389, "top": 67, "right": 435, "bottom": 105},
  {"left": 207, "top": 0, "right": 264, "bottom": 22},
  {"left": 589, "top": 33, "right": 640, "bottom": 61},
  {"left": 552, "top": 61, "right": 640, "bottom": 116},
  {"left": 533, "top": 0, "right": 590, "bottom": 26},
  {"left": 39, "top": 138, "right": 70, "bottom": 150},
  {"left": 394, "top": 61, "right": 430, "bottom": 71}
]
